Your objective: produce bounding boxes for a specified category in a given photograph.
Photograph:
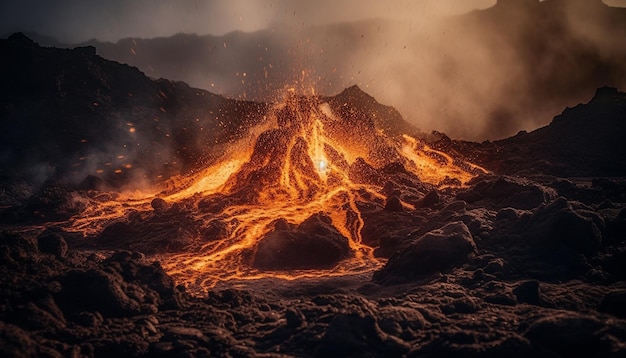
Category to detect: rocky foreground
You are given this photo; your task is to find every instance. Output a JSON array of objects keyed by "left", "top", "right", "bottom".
[{"left": 2, "top": 172, "right": 626, "bottom": 357}]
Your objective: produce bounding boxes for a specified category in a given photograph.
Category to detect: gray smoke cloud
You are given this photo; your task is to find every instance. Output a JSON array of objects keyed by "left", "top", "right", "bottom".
[
  {"left": 2, "top": 0, "right": 626, "bottom": 140},
  {"left": 0, "top": 1, "right": 496, "bottom": 42}
]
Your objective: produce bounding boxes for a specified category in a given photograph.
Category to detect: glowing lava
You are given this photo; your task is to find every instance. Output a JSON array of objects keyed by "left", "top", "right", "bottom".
[{"left": 65, "top": 90, "right": 487, "bottom": 292}]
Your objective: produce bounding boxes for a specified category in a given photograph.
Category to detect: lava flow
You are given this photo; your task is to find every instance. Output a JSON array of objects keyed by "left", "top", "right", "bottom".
[{"left": 65, "top": 90, "right": 486, "bottom": 292}]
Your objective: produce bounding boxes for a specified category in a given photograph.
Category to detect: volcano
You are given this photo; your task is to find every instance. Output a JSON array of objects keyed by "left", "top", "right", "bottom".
[
  {"left": 1, "top": 35, "right": 626, "bottom": 357},
  {"left": 64, "top": 84, "right": 486, "bottom": 291}
]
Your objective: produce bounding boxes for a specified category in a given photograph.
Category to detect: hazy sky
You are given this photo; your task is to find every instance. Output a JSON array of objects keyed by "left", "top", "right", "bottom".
[
  {"left": 2, "top": 0, "right": 626, "bottom": 140},
  {"left": 5, "top": 0, "right": 609, "bottom": 43},
  {"left": 0, "top": 0, "right": 502, "bottom": 42}
]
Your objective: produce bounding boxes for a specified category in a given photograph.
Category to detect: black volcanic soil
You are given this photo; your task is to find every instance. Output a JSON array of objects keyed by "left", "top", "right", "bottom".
[{"left": 1, "top": 36, "right": 626, "bottom": 357}]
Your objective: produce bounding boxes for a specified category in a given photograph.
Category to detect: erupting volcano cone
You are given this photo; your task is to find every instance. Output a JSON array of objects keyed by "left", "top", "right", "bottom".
[{"left": 67, "top": 87, "right": 487, "bottom": 290}]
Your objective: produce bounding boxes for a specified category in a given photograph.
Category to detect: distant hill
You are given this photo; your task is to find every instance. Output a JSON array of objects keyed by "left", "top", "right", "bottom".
[
  {"left": 437, "top": 87, "right": 626, "bottom": 177},
  {"left": 0, "top": 33, "right": 268, "bottom": 187},
  {"left": 0, "top": 34, "right": 417, "bottom": 189},
  {"left": 17, "top": 0, "right": 626, "bottom": 140}
]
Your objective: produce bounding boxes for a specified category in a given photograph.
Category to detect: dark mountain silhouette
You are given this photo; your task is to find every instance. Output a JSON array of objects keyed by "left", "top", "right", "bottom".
[
  {"left": 438, "top": 86, "right": 626, "bottom": 177},
  {"left": 0, "top": 33, "right": 268, "bottom": 188},
  {"left": 17, "top": 0, "right": 626, "bottom": 140},
  {"left": 0, "top": 34, "right": 419, "bottom": 194}
]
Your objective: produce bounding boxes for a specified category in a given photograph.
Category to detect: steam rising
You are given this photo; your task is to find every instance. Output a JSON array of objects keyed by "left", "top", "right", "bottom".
[
  {"left": 2, "top": 0, "right": 626, "bottom": 141},
  {"left": 49, "top": 0, "right": 624, "bottom": 141}
]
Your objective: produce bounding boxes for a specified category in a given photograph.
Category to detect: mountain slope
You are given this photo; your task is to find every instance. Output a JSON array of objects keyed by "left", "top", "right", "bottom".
[
  {"left": 18, "top": 1, "right": 626, "bottom": 140},
  {"left": 437, "top": 87, "right": 626, "bottom": 177},
  {"left": 0, "top": 33, "right": 268, "bottom": 187}
]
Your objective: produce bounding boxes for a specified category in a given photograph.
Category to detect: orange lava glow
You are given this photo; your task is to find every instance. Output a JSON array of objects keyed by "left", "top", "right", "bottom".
[{"left": 65, "top": 91, "right": 487, "bottom": 292}]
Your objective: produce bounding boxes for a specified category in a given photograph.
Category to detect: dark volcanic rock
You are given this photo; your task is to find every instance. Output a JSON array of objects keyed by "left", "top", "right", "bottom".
[
  {"left": 524, "top": 313, "right": 607, "bottom": 357},
  {"left": 37, "top": 233, "right": 68, "bottom": 258},
  {"left": 452, "top": 87, "right": 626, "bottom": 177},
  {"left": 15, "top": 180, "right": 85, "bottom": 223},
  {"left": 0, "top": 232, "right": 39, "bottom": 267},
  {"left": 599, "top": 290, "right": 626, "bottom": 318},
  {"left": 361, "top": 211, "right": 427, "bottom": 258},
  {"left": 374, "top": 221, "right": 476, "bottom": 283},
  {"left": 384, "top": 196, "right": 403, "bottom": 212},
  {"left": 512, "top": 280, "right": 542, "bottom": 306},
  {"left": 457, "top": 175, "right": 557, "bottom": 210},
  {"left": 0, "top": 321, "right": 38, "bottom": 357},
  {"left": 93, "top": 208, "right": 202, "bottom": 254},
  {"left": 56, "top": 269, "right": 144, "bottom": 317},
  {"left": 524, "top": 197, "right": 603, "bottom": 255},
  {"left": 252, "top": 213, "right": 351, "bottom": 270},
  {"left": 418, "top": 189, "right": 440, "bottom": 208},
  {"left": 316, "top": 314, "right": 409, "bottom": 357},
  {"left": 150, "top": 198, "right": 171, "bottom": 214}
]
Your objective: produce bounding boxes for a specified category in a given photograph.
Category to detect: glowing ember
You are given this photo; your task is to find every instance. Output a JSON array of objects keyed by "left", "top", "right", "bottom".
[{"left": 64, "top": 90, "right": 487, "bottom": 292}]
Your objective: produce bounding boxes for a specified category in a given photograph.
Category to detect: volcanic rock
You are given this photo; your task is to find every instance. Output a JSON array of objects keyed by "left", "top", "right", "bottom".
[
  {"left": 374, "top": 221, "right": 476, "bottom": 283},
  {"left": 0, "top": 322, "right": 38, "bottom": 357},
  {"left": 417, "top": 189, "right": 441, "bottom": 208},
  {"left": 384, "top": 196, "right": 403, "bottom": 212},
  {"left": 252, "top": 213, "right": 351, "bottom": 270},
  {"left": 37, "top": 233, "right": 68, "bottom": 258},
  {"left": 15, "top": 180, "right": 85, "bottom": 223},
  {"left": 150, "top": 198, "right": 171, "bottom": 214},
  {"left": 56, "top": 269, "right": 145, "bottom": 317},
  {"left": 512, "top": 280, "right": 542, "bottom": 305},
  {"left": 457, "top": 175, "right": 557, "bottom": 210},
  {"left": 599, "top": 290, "right": 626, "bottom": 318},
  {"left": 94, "top": 208, "right": 201, "bottom": 254},
  {"left": 523, "top": 197, "right": 603, "bottom": 255},
  {"left": 360, "top": 211, "right": 427, "bottom": 257},
  {"left": 524, "top": 313, "right": 607, "bottom": 357},
  {"left": 316, "top": 313, "right": 409, "bottom": 357},
  {"left": 348, "top": 157, "right": 384, "bottom": 185}
]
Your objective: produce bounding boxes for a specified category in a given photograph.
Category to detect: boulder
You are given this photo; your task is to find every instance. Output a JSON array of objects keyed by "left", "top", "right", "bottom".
[
  {"left": 512, "top": 280, "right": 542, "bottom": 305},
  {"left": 0, "top": 232, "right": 39, "bottom": 267},
  {"left": 360, "top": 211, "right": 426, "bottom": 257},
  {"left": 418, "top": 190, "right": 440, "bottom": 208},
  {"left": 316, "top": 314, "right": 409, "bottom": 357},
  {"left": 524, "top": 198, "right": 603, "bottom": 255},
  {"left": 56, "top": 269, "right": 143, "bottom": 317},
  {"left": 252, "top": 213, "right": 351, "bottom": 270},
  {"left": 150, "top": 198, "right": 171, "bottom": 214},
  {"left": 524, "top": 313, "right": 606, "bottom": 357},
  {"left": 37, "top": 233, "right": 68, "bottom": 258},
  {"left": 374, "top": 221, "right": 476, "bottom": 283},
  {"left": 384, "top": 196, "right": 403, "bottom": 212}
]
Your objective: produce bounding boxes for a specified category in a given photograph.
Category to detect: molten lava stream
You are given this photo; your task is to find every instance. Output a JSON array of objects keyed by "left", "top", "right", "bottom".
[
  {"left": 63, "top": 90, "right": 487, "bottom": 294},
  {"left": 159, "top": 180, "right": 384, "bottom": 291}
]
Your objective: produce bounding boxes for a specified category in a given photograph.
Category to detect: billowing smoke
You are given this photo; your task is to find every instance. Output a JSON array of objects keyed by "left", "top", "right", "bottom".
[
  {"left": 3, "top": 0, "right": 626, "bottom": 141},
  {"left": 50, "top": 0, "right": 623, "bottom": 141}
]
